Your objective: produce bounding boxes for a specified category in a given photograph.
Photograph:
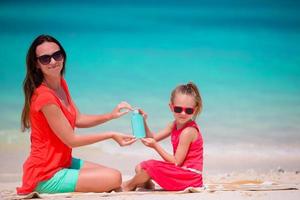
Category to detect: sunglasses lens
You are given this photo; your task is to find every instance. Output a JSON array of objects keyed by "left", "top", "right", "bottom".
[
  {"left": 52, "top": 51, "right": 63, "bottom": 61},
  {"left": 37, "top": 50, "right": 63, "bottom": 65},
  {"left": 174, "top": 106, "right": 183, "bottom": 113},
  {"left": 38, "top": 55, "right": 51, "bottom": 65},
  {"left": 173, "top": 106, "right": 194, "bottom": 115},
  {"left": 185, "top": 108, "right": 194, "bottom": 115}
]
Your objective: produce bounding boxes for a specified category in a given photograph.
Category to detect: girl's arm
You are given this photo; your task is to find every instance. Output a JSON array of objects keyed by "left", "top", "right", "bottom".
[
  {"left": 73, "top": 101, "right": 132, "bottom": 128},
  {"left": 141, "top": 127, "right": 198, "bottom": 166},
  {"left": 153, "top": 122, "right": 173, "bottom": 141},
  {"left": 144, "top": 121, "right": 173, "bottom": 141},
  {"left": 41, "top": 104, "right": 136, "bottom": 148},
  {"left": 139, "top": 109, "right": 173, "bottom": 141}
]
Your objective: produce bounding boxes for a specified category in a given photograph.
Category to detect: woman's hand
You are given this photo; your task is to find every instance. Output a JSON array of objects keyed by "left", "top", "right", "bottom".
[
  {"left": 111, "top": 101, "right": 133, "bottom": 119},
  {"left": 112, "top": 132, "right": 136, "bottom": 146},
  {"left": 141, "top": 138, "right": 157, "bottom": 149}
]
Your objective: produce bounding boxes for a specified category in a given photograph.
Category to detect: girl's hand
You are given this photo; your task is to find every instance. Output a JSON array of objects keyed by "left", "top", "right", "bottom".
[
  {"left": 112, "top": 132, "right": 136, "bottom": 146},
  {"left": 141, "top": 138, "right": 157, "bottom": 149},
  {"left": 111, "top": 101, "right": 133, "bottom": 119},
  {"left": 138, "top": 109, "right": 148, "bottom": 120}
]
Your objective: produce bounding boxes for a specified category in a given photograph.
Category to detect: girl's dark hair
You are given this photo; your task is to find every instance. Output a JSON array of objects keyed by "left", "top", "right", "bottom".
[
  {"left": 21, "top": 34, "right": 67, "bottom": 131},
  {"left": 170, "top": 82, "right": 203, "bottom": 120}
]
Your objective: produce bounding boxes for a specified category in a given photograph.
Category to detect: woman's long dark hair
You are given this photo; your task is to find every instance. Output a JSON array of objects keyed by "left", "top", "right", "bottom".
[{"left": 21, "top": 34, "right": 67, "bottom": 131}]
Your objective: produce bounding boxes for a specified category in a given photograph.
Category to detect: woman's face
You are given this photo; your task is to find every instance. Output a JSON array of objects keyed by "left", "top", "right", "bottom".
[
  {"left": 170, "top": 93, "right": 196, "bottom": 125},
  {"left": 35, "top": 41, "right": 64, "bottom": 78}
]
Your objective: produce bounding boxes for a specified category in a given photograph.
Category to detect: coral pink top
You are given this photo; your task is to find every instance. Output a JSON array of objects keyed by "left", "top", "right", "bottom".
[
  {"left": 141, "top": 120, "right": 203, "bottom": 191},
  {"left": 17, "top": 78, "right": 76, "bottom": 195}
]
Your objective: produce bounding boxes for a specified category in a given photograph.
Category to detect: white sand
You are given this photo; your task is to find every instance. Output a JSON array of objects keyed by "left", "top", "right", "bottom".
[{"left": 1, "top": 146, "right": 299, "bottom": 200}]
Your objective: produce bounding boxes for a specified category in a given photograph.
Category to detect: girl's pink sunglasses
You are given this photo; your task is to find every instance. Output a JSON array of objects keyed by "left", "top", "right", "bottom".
[{"left": 172, "top": 105, "right": 194, "bottom": 115}]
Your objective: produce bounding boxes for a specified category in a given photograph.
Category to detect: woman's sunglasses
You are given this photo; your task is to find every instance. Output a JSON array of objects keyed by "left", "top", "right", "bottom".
[
  {"left": 36, "top": 50, "right": 64, "bottom": 65},
  {"left": 172, "top": 105, "right": 195, "bottom": 115}
]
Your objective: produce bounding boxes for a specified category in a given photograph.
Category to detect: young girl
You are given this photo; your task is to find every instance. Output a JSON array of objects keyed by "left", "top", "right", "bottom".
[{"left": 123, "top": 82, "right": 203, "bottom": 191}]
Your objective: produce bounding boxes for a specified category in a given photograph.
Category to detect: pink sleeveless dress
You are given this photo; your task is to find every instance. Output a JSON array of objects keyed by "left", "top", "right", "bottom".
[{"left": 140, "top": 120, "right": 203, "bottom": 191}]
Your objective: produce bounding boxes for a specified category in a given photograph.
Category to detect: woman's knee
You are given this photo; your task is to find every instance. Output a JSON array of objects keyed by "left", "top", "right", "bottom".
[
  {"left": 97, "top": 168, "right": 121, "bottom": 190},
  {"left": 76, "top": 167, "right": 122, "bottom": 192},
  {"left": 112, "top": 169, "right": 122, "bottom": 187}
]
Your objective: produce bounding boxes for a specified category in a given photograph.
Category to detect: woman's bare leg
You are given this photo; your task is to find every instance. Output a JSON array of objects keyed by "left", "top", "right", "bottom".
[{"left": 75, "top": 161, "right": 122, "bottom": 192}]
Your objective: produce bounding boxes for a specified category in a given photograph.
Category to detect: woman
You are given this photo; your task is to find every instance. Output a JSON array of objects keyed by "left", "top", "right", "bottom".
[{"left": 17, "top": 34, "right": 136, "bottom": 195}]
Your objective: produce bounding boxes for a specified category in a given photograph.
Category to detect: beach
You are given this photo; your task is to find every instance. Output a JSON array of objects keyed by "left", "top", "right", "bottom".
[
  {"left": 1, "top": 0, "right": 300, "bottom": 199},
  {"left": 1, "top": 140, "right": 299, "bottom": 200}
]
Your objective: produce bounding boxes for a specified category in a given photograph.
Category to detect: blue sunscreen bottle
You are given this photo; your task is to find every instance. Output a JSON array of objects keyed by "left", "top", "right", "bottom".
[{"left": 131, "top": 110, "right": 146, "bottom": 138}]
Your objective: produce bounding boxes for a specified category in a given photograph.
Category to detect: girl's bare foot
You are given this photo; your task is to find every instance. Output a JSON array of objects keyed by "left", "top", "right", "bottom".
[
  {"left": 136, "top": 180, "right": 155, "bottom": 191},
  {"left": 113, "top": 187, "right": 123, "bottom": 192},
  {"left": 121, "top": 180, "right": 136, "bottom": 192},
  {"left": 143, "top": 180, "right": 155, "bottom": 190}
]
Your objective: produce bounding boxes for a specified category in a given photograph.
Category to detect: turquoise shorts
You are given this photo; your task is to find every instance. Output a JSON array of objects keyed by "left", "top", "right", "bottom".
[{"left": 35, "top": 157, "right": 84, "bottom": 194}]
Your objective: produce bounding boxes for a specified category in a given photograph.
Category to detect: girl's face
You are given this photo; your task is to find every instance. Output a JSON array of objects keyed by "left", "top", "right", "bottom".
[
  {"left": 35, "top": 41, "right": 64, "bottom": 78},
  {"left": 170, "top": 93, "right": 196, "bottom": 125}
]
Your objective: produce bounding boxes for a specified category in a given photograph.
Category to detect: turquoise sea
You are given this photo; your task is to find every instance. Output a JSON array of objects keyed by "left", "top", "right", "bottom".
[{"left": 1, "top": 0, "right": 300, "bottom": 159}]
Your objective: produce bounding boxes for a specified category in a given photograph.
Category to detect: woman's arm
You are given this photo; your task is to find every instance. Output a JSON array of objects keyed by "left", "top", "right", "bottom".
[
  {"left": 74, "top": 101, "right": 132, "bottom": 128},
  {"left": 141, "top": 127, "right": 198, "bottom": 166},
  {"left": 41, "top": 104, "right": 136, "bottom": 148}
]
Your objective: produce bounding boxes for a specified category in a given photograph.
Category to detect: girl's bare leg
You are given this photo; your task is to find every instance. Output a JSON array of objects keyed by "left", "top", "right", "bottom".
[
  {"left": 134, "top": 164, "right": 155, "bottom": 190},
  {"left": 142, "top": 180, "right": 155, "bottom": 190},
  {"left": 122, "top": 169, "right": 151, "bottom": 191}
]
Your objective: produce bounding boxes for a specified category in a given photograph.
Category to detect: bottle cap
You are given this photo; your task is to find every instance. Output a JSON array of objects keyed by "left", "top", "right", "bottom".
[{"left": 133, "top": 109, "right": 139, "bottom": 114}]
